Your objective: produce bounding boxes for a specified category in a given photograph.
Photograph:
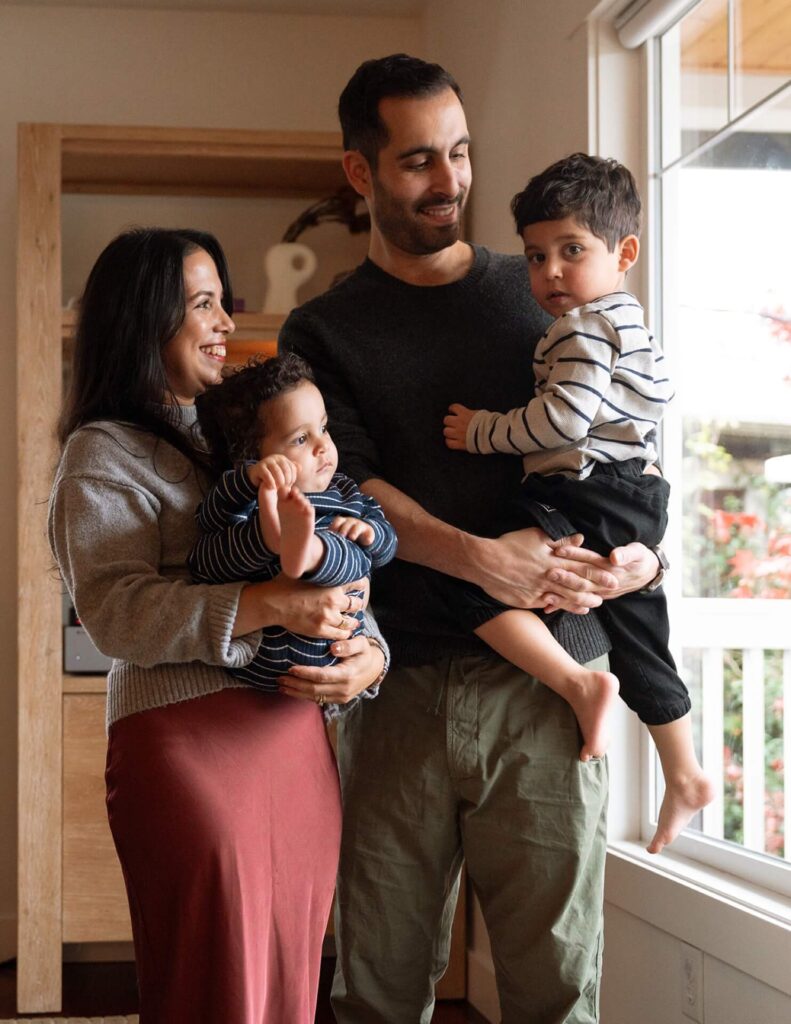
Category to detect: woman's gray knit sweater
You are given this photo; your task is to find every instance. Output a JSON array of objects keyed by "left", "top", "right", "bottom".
[{"left": 48, "top": 407, "right": 385, "bottom": 727}]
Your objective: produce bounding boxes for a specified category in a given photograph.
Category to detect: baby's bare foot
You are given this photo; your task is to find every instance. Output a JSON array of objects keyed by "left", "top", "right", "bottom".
[
  {"left": 278, "top": 487, "right": 316, "bottom": 578},
  {"left": 568, "top": 671, "right": 620, "bottom": 761},
  {"left": 647, "top": 772, "right": 715, "bottom": 854}
]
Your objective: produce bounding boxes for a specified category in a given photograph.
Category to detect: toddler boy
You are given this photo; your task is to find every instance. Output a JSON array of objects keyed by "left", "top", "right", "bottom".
[{"left": 444, "top": 153, "right": 712, "bottom": 853}]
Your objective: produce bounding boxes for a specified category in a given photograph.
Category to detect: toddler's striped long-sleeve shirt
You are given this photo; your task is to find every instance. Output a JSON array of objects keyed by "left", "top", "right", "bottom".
[
  {"left": 189, "top": 465, "right": 397, "bottom": 716},
  {"left": 466, "top": 292, "right": 673, "bottom": 479}
]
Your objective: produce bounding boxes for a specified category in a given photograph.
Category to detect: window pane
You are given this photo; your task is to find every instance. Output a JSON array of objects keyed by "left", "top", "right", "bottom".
[
  {"left": 671, "top": 118, "right": 791, "bottom": 600},
  {"left": 662, "top": 0, "right": 729, "bottom": 164},
  {"left": 658, "top": 8, "right": 791, "bottom": 872}
]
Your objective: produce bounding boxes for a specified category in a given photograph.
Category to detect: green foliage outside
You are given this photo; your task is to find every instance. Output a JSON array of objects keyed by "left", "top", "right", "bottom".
[
  {"left": 719, "top": 650, "right": 784, "bottom": 857},
  {"left": 683, "top": 425, "right": 791, "bottom": 600},
  {"left": 681, "top": 425, "right": 789, "bottom": 858}
]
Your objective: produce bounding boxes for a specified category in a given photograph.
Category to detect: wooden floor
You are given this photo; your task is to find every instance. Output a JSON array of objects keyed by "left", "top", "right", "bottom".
[{"left": 0, "top": 957, "right": 489, "bottom": 1022}]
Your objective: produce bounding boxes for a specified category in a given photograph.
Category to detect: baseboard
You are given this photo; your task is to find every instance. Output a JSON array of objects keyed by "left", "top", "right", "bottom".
[
  {"left": 467, "top": 947, "right": 499, "bottom": 1023},
  {"left": 0, "top": 913, "right": 16, "bottom": 963}
]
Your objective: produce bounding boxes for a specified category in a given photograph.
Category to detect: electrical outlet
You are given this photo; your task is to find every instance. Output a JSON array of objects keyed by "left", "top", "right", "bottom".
[{"left": 680, "top": 942, "right": 704, "bottom": 1022}]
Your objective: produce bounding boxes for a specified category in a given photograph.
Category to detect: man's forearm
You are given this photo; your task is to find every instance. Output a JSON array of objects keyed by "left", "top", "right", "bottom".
[
  {"left": 361, "top": 478, "right": 622, "bottom": 613},
  {"left": 360, "top": 478, "right": 484, "bottom": 584},
  {"left": 361, "top": 478, "right": 565, "bottom": 609}
]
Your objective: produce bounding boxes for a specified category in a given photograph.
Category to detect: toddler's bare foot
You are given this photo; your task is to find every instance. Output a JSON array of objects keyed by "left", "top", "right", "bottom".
[
  {"left": 568, "top": 671, "right": 620, "bottom": 761},
  {"left": 257, "top": 482, "right": 281, "bottom": 553},
  {"left": 278, "top": 486, "right": 316, "bottom": 578},
  {"left": 647, "top": 772, "right": 715, "bottom": 854}
]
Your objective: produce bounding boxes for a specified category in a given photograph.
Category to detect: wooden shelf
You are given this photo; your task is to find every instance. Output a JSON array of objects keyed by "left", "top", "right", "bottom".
[
  {"left": 62, "top": 674, "right": 107, "bottom": 695},
  {"left": 59, "top": 124, "right": 346, "bottom": 198}
]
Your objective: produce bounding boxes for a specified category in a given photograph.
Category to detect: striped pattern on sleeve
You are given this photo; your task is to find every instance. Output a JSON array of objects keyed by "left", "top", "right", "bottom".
[
  {"left": 189, "top": 464, "right": 276, "bottom": 585},
  {"left": 187, "top": 468, "right": 397, "bottom": 712},
  {"left": 464, "top": 293, "right": 673, "bottom": 479}
]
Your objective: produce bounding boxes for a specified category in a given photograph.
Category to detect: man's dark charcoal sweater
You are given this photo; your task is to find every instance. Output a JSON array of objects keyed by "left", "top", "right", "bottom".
[{"left": 280, "top": 245, "right": 610, "bottom": 667}]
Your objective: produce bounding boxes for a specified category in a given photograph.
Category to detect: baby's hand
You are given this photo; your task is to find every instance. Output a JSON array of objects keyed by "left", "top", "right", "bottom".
[
  {"left": 247, "top": 454, "right": 299, "bottom": 492},
  {"left": 330, "top": 516, "right": 375, "bottom": 547},
  {"left": 443, "top": 403, "right": 476, "bottom": 451}
]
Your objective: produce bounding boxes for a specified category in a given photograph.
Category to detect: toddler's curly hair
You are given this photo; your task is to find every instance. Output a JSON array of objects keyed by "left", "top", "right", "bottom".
[{"left": 196, "top": 352, "right": 314, "bottom": 478}]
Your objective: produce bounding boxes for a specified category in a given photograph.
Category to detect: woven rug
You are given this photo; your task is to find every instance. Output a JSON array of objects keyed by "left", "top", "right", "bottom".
[{"left": 0, "top": 1017, "right": 138, "bottom": 1023}]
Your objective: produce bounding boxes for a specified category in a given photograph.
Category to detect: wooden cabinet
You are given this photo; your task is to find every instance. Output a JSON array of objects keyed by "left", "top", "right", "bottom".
[
  {"left": 16, "top": 122, "right": 466, "bottom": 1012},
  {"left": 16, "top": 122, "right": 345, "bottom": 1013}
]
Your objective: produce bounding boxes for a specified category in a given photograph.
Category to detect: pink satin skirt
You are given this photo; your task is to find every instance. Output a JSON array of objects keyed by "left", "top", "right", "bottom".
[{"left": 106, "top": 687, "right": 342, "bottom": 1023}]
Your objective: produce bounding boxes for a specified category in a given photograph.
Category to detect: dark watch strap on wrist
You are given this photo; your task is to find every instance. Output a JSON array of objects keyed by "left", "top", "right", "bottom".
[{"left": 642, "top": 544, "right": 670, "bottom": 593}]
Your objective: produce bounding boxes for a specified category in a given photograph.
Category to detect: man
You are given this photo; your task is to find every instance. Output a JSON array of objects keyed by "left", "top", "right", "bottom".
[{"left": 280, "top": 53, "right": 660, "bottom": 1024}]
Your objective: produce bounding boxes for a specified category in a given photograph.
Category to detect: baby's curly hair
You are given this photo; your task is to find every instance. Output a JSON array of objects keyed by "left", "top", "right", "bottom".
[{"left": 196, "top": 352, "right": 314, "bottom": 478}]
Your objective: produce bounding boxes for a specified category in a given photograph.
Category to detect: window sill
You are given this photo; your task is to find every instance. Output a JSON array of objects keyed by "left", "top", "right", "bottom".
[{"left": 606, "top": 841, "right": 791, "bottom": 995}]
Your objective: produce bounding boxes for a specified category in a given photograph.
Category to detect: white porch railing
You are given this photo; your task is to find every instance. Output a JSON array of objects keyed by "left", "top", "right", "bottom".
[{"left": 671, "top": 598, "right": 791, "bottom": 862}]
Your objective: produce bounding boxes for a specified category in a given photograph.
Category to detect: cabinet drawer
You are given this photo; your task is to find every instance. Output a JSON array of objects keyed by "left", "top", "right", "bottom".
[{"left": 62, "top": 694, "right": 132, "bottom": 943}]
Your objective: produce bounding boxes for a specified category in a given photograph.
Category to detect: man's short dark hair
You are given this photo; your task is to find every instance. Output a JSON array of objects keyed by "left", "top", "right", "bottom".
[
  {"left": 339, "top": 53, "right": 463, "bottom": 167},
  {"left": 195, "top": 353, "right": 314, "bottom": 477},
  {"left": 511, "top": 153, "right": 641, "bottom": 251}
]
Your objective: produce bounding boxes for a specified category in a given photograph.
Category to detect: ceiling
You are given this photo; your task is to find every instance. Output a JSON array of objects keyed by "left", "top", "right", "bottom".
[
  {"left": 4, "top": 0, "right": 426, "bottom": 13},
  {"left": 682, "top": 0, "right": 791, "bottom": 75}
]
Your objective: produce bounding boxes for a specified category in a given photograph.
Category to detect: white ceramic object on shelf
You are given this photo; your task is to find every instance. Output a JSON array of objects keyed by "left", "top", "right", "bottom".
[{"left": 262, "top": 241, "right": 317, "bottom": 313}]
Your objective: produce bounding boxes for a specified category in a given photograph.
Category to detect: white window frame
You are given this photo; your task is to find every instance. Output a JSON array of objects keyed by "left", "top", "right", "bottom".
[
  {"left": 591, "top": 0, "right": 791, "bottom": 921},
  {"left": 646, "top": 3, "right": 791, "bottom": 896}
]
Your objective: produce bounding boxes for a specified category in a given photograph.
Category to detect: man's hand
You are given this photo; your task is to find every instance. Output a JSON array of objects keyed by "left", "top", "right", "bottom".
[
  {"left": 443, "top": 403, "right": 476, "bottom": 451},
  {"left": 471, "top": 528, "right": 619, "bottom": 614},
  {"left": 545, "top": 539, "right": 660, "bottom": 607}
]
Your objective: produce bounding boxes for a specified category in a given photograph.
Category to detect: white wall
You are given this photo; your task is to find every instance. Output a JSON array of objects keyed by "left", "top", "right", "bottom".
[
  {"left": 602, "top": 905, "right": 791, "bottom": 1024},
  {"left": 0, "top": 0, "right": 422, "bottom": 960},
  {"left": 425, "top": 0, "right": 594, "bottom": 253}
]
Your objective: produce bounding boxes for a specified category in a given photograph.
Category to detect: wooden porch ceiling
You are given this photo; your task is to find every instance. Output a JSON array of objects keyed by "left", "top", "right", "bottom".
[{"left": 682, "top": 0, "right": 791, "bottom": 74}]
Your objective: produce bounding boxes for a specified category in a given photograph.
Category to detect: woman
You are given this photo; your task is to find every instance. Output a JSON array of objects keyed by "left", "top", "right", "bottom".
[{"left": 48, "top": 228, "right": 387, "bottom": 1023}]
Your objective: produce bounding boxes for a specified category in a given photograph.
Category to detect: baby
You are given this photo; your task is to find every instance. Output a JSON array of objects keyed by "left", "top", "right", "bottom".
[
  {"left": 190, "top": 352, "right": 397, "bottom": 719},
  {"left": 443, "top": 153, "right": 712, "bottom": 854}
]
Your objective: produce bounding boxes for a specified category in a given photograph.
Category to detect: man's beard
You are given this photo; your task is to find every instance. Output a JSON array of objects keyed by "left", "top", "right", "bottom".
[{"left": 372, "top": 178, "right": 468, "bottom": 256}]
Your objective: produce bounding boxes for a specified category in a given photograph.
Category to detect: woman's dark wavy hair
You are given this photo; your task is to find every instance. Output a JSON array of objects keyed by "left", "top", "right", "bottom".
[
  {"left": 511, "top": 152, "right": 641, "bottom": 251},
  {"left": 58, "top": 227, "right": 234, "bottom": 467},
  {"left": 195, "top": 353, "right": 314, "bottom": 478}
]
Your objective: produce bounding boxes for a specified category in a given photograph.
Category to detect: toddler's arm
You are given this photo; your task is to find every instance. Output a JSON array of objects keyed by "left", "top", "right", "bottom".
[
  {"left": 189, "top": 465, "right": 279, "bottom": 584},
  {"left": 310, "top": 492, "right": 397, "bottom": 586},
  {"left": 347, "top": 493, "right": 398, "bottom": 568},
  {"left": 445, "top": 313, "right": 621, "bottom": 457}
]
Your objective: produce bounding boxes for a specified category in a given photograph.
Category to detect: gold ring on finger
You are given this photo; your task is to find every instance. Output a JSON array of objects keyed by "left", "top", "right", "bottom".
[{"left": 315, "top": 694, "right": 326, "bottom": 707}]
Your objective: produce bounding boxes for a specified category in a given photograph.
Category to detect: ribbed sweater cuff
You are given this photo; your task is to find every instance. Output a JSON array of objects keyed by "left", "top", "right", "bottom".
[
  {"left": 106, "top": 664, "right": 248, "bottom": 729},
  {"left": 207, "top": 584, "right": 262, "bottom": 667}
]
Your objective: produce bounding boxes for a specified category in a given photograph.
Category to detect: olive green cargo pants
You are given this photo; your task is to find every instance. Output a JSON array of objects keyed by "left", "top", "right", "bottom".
[{"left": 331, "top": 653, "right": 609, "bottom": 1024}]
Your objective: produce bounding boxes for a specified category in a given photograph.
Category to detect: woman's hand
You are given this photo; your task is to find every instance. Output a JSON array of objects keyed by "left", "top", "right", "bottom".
[
  {"left": 279, "top": 634, "right": 385, "bottom": 706},
  {"left": 232, "top": 573, "right": 363, "bottom": 640}
]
